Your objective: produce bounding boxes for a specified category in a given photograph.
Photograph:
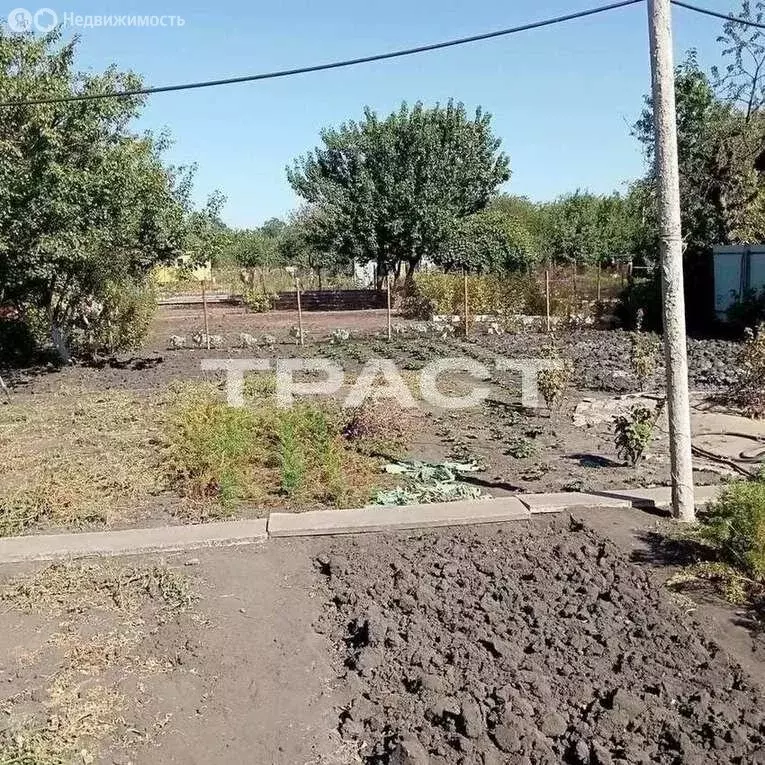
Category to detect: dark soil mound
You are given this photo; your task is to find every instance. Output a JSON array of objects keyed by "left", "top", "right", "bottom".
[
  {"left": 317, "top": 519, "right": 763, "bottom": 764},
  {"left": 485, "top": 330, "right": 740, "bottom": 392}
]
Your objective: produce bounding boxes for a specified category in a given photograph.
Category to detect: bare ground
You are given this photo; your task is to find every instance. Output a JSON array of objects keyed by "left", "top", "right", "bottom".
[{"left": 0, "top": 509, "right": 762, "bottom": 763}]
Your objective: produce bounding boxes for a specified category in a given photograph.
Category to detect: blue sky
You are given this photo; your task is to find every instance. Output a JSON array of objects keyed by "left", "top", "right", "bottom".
[{"left": 29, "top": 0, "right": 736, "bottom": 227}]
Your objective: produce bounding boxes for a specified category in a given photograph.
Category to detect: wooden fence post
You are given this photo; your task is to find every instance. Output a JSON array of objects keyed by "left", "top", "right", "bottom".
[
  {"left": 202, "top": 279, "right": 210, "bottom": 350},
  {"left": 463, "top": 269, "right": 469, "bottom": 338},
  {"left": 545, "top": 268, "right": 551, "bottom": 334},
  {"left": 386, "top": 276, "right": 392, "bottom": 342},
  {"left": 296, "top": 278, "right": 305, "bottom": 347}
]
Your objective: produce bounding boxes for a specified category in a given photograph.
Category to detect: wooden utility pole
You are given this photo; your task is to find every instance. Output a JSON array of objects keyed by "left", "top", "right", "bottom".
[{"left": 648, "top": 0, "right": 695, "bottom": 522}]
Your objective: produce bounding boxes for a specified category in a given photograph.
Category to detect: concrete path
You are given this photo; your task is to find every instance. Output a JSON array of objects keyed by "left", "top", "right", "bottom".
[{"left": 0, "top": 485, "right": 726, "bottom": 563}]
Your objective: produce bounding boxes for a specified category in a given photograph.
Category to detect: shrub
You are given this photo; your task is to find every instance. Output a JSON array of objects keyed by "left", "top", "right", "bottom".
[
  {"left": 536, "top": 342, "right": 573, "bottom": 414},
  {"left": 613, "top": 403, "right": 662, "bottom": 466},
  {"left": 630, "top": 331, "right": 662, "bottom": 389},
  {"left": 412, "top": 271, "right": 545, "bottom": 319},
  {"left": 72, "top": 280, "right": 157, "bottom": 355},
  {"left": 698, "top": 474, "right": 765, "bottom": 578},
  {"left": 727, "top": 288, "right": 765, "bottom": 330},
  {"left": 725, "top": 323, "right": 765, "bottom": 418},
  {"left": 243, "top": 288, "right": 275, "bottom": 313}
]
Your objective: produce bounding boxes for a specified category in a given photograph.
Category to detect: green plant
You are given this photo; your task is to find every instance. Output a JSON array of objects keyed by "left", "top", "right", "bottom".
[
  {"left": 630, "top": 330, "right": 662, "bottom": 389},
  {"left": 91, "top": 280, "right": 158, "bottom": 353},
  {"left": 536, "top": 342, "right": 573, "bottom": 414},
  {"left": 504, "top": 435, "right": 539, "bottom": 459},
  {"left": 725, "top": 323, "right": 765, "bottom": 418},
  {"left": 278, "top": 416, "right": 306, "bottom": 497},
  {"left": 164, "top": 385, "right": 262, "bottom": 507},
  {"left": 243, "top": 288, "right": 275, "bottom": 313},
  {"left": 613, "top": 403, "right": 662, "bottom": 466},
  {"left": 698, "top": 474, "right": 765, "bottom": 577}
]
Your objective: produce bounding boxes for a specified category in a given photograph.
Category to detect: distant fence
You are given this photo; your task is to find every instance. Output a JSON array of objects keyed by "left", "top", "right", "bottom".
[
  {"left": 158, "top": 289, "right": 387, "bottom": 312},
  {"left": 272, "top": 289, "right": 386, "bottom": 312}
]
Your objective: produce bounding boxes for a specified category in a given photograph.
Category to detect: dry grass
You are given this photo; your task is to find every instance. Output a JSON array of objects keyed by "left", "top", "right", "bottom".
[
  {"left": 0, "top": 562, "right": 194, "bottom": 764},
  {"left": 0, "top": 388, "right": 164, "bottom": 536},
  {"left": 0, "top": 561, "right": 193, "bottom": 614}
]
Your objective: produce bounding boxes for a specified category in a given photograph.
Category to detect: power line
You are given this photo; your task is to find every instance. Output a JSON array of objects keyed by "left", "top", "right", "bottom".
[
  {"left": 671, "top": 0, "right": 765, "bottom": 28},
  {"left": 0, "top": 0, "right": 643, "bottom": 107}
]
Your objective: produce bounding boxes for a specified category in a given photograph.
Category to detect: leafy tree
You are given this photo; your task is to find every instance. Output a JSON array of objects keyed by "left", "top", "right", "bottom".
[
  {"left": 0, "top": 29, "right": 191, "bottom": 353},
  {"left": 488, "top": 194, "right": 550, "bottom": 257},
  {"left": 227, "top": 228, "right": 281, "bottom": 268},
  {"left": 260, "top": 217, "right": 286, "bottom": 239},
  {"left": 278, "top": 206, "right": 351, "bottom": 287},
  {"left": 634, "top": 50, "right": 765, "bottom": 254},
  {"left": 184, "top": 190, "right": 229, "bottom": 267},
  {"left": 287, "top": 100, "right": 510, "bottom": 282},
  {"left": 436, "top": 209, "right": 536, "bottom": 273}
]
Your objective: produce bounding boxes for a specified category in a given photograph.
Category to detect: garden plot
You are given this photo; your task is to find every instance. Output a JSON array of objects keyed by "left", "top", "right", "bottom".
[
  {"left": 317, "top": 517, "right": 764, "bottom": 765},
  {"left": 2, "top": 307, "right": 754, "bottom": 538}
]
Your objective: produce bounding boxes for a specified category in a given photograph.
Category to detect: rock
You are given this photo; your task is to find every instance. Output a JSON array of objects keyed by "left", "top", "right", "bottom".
[
  {"left": 458, "top": 698, "right": 483, "bottom": 738},
  {"left": 491, "top": 724, "right": 521, "bottom": 753},
  {"left": 540, "top": 711, "right": 567, "bottom": 738},
  {"left": 390, "top": 736, "right": 430, "bottom": 765}
]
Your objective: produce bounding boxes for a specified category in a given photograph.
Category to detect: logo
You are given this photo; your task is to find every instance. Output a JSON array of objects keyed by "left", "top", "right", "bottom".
[
  {"left": 6, "top": 6, "right": 58, "bottom": 32},
  {"left": 7, "top": 7, "right": 32, "bottom": 31}
]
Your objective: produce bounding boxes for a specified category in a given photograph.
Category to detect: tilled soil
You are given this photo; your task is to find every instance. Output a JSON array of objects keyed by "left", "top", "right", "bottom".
[
  {"left": 317, "top": 518, "right": 764, "bottom": 764},
  {"left": 478, "top": 330, "right": 740, "bottom": 392}
]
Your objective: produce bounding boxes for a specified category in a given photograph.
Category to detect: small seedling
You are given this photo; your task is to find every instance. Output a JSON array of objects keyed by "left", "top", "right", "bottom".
[
  {"left": 613, "top": 403, "right": 662, "bottom": 466},
  {"left": 504, "top": 435, "right": 539, "bottom": 459}
]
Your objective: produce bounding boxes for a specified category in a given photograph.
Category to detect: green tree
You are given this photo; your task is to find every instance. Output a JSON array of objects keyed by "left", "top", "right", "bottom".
[
  {"left": 287, "top": 100, "right": 510, "bottom": 282},
  {"left": 184, "top": 190, "right": 229, "bottom": 267},
  {"left": 278, "top": 206, "right": 351, "bottom": 287},
  {"left": 488, "top": 194, "right": 550, "bottom": 257},
  {"left": 436, "top": 208, "right": 536, "bottom": 273},
  {"left": 634, "top": 51, "right": 765, "bottom": 254},
  {"left": 0, "top": 29, "right": 190, "bottom": 353}
]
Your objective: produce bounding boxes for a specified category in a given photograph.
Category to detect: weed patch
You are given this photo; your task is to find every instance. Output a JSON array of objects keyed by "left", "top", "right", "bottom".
[
  {"left": 697, "top": 474, "right": 765, "bottom": 578},
  {"left": 164, "top": 383, "right": 380, "bottom": 510},
  {"left": 1, "top": 562, "right": 193, "bottom": 614}
]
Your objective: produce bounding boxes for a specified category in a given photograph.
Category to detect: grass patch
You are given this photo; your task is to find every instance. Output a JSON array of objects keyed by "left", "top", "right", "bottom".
[
  {"left": 697, "top": 474, "right": 765, "bottom": 578},
  {"left": 163, "top": 382, "right": 380, "bottom": 510},
  {"left": 0, "top": 389, "right": 163, "bottom": 536}
]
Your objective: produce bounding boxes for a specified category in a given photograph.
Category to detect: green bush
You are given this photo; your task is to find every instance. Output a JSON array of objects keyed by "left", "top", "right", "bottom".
[
  {"left": 77, "top": 280, "right": 157, "bottom": 354},
  {"left": 699, "top": 474, "right": 765, "bottom": 578},
  {"left": 243, "top": 288, "right": 275, "bottom": 313},
  {"left": 412, "top": 271, "right": 545, "bottom": 318}
]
